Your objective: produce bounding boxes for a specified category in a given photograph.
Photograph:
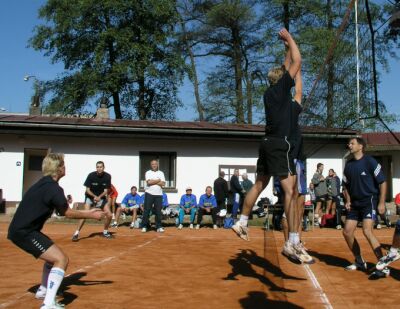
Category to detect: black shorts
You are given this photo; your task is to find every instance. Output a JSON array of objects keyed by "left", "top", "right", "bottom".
[
  {"left": 9, "top": 231, "right": 53, "bottom": 259},
  {"left": 346, "top": 198, "right": 377, "bottom": 222},
  {"left": 316, "top": 194, "right": 328, "bottom": 202},
  {"left": 256, "top": 136, "right": 296, "bottom": 177}
]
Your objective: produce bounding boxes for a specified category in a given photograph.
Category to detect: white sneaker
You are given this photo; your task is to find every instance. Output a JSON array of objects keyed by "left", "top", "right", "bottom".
[
  {"left": 40, "top": 301, "right": 65, "bottom": 309},
  {"left": 195, "top": 224, "right": 200, "bottom": 230},
  {"left": 178, "top": 224, "right": 183, "bottom": 230},
  {"left": 141, "top": 227, "right": 147, "bottom": 233},
  {"left": 336, "top": 225, "right": 342, "bottom": 230},
  {"left": 213, "top": 224, "right": 218, "bottom": 230},
  {"left": 231, "top": 221, "right": 249, "bottom": 241},
  {"left": 345, "top": 259, "right": 367, "bottom": 271},
  {"left": 293, "top": 242, "right": 315, "bottom": 264},
  {"left": 157, "top": 227, "right": 165, "bottom": 233},
  {"left": 129, "top": 222, "right": 135, "bottom": 229},
  {"left": 376, "top": 224, "right": 382, "bottom": 230},
  {"left": 282, "top": 241, "right": 296, "bottom": 260},
  {"left": 35, "top": 286, "right": 47, "bottom": 299},
  {"left": 376, "top": 250, "right": 400, "bottom": 270},
  {"left": 189, "top": 224, "right": 194, "bottom": 229}
]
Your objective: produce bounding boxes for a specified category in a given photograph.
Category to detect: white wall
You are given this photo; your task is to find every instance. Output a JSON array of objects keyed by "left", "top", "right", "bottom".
[
  {"left": 392, "top": 152, "right": 400, "bottom": 198},
  {"left": 0, "top": 134, "right": 353, "bottom": 204},
  {"left": 305, "top": 144, "right": 348, "bottom": 186}
]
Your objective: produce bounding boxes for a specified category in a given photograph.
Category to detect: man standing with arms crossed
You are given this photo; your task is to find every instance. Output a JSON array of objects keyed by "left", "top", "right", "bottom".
[
  {"left": 72, "top": 161, "right": 113, "bottom": 241},
  {"left": 141, "top": 159, "right": 166, "bottom": 233},
  {"left": 342, "top": 137, "right": 389, "bottom": 279},
  {"left": 232, "top": 28, "right": 305, "bottom": 263}
]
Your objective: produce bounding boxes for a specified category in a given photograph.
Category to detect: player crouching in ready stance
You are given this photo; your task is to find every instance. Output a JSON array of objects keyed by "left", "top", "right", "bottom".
[{"left": 8, "top": 153, "right": 105, "bottom": 308}]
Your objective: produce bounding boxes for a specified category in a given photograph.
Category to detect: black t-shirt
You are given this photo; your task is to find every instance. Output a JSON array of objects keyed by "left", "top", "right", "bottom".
[
  {"left": 8, "top": 176, "right": 68, "bottom": 237},
  {"left": 84, "top": 171, "right": 111, "bottom": 198},
  {"left": 291, "top": 99, "right": 305, "bottom": 161},
  {"left": 264, "top": 71, "right": 295, "bottom": 137}
]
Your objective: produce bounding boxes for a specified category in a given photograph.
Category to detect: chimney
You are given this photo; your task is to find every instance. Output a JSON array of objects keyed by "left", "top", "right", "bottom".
[
  {"left": 96, "top": 101, "right": 110, "bottom": 120},
  {"left": 29, "top": 95, "right": 42, "bottom": 116}
]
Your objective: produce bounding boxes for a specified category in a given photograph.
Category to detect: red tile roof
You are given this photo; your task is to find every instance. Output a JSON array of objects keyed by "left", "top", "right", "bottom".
[
  {"left": 362, "top": 132, "right": 400, "bottom": 146},
  {"left": 0, "top": 114, "right": 357, "bottom": 136}
]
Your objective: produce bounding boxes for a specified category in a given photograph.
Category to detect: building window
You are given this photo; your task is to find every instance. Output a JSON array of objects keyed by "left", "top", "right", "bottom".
[
  {"left": 218, "top": 165, "right": 256, "bottom": 186},
  {"left": 139, "top": 152, "right": 177, "bottom": 191}
]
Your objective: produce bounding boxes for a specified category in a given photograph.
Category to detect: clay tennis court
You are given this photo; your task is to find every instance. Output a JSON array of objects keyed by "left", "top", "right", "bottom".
[{"left": 0, "top": 221, "right": 399, "bottom": 309}]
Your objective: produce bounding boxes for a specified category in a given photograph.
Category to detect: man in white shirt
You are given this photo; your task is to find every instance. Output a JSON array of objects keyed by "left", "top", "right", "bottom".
[{"left": 141, "top": 159, "right": 166, "bottom": 233}]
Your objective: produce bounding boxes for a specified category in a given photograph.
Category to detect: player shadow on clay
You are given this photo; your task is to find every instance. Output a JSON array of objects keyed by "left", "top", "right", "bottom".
[
  {"left": 239, "top": 291, "right": 304, "bottom": 309},
  {"left": 28, "top": 272, "right": 113, "bottom": 306},
  {"left": 76, "top": 232, "right": 116, "bottom": 241},
  {"left": 223, "top": 249, "right": 306, "bottom": 294}
]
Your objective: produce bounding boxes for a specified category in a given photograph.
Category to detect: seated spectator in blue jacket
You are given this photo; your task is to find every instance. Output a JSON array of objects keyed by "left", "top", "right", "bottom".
[
  {"left": 178, "top": 187, "right": 197, "bottom": 230},
  {"left": 196, "top": 186, "right": 218, "bottom": 230},
  {"left": 112, "top": 186, "right": 141, "bottom": 229},
  {"left": 162, "top": 192, "right": 169, "bottom": 209}
]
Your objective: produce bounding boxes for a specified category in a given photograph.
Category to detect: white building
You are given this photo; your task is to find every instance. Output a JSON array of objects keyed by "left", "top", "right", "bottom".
[{"left": 0, "top": 114, "right": 360, "bottom": 209}]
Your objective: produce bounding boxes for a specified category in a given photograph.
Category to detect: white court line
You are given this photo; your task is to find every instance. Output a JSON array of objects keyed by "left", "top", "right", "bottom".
[
  {"left": 303, "top": 264, "right": 333, "bottom": 309},
  {"left": 0, "top": 236, "right": 159, "bottom": 308}
]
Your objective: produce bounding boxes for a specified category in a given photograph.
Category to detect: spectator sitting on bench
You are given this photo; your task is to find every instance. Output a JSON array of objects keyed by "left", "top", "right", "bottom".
[
  {"left": 177, "top": 187, "right": 197, "bottom": 230},
  {"left": 112, "top": 186, "right": 141, "bottom": 229},
  {"left": 196, "top": 186, "right": 218, "bottom": 230}
]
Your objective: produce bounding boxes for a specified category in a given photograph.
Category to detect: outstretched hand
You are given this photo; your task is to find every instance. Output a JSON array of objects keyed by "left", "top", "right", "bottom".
[
  {"left": 90, "top": 208, "right": 105, "bottom": 220},
  {"left": 279, "top": 28, "right": 292, "bottom": 42}
]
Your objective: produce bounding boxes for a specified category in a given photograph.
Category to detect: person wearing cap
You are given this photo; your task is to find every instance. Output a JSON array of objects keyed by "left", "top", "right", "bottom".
[{"left": 178, "top": 187, "right": 197, "bottom": 229}]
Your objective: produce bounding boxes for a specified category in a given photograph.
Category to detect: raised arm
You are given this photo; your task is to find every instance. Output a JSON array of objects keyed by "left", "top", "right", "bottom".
[
  {"left": 279, "top": 28, "right": 301, "bottom": 79},
  {"left": 294, "top": 69, "right": 302, "bottom": 104},
  {"left": 283, "top": 44, "right": 291, "bottom": 71}
]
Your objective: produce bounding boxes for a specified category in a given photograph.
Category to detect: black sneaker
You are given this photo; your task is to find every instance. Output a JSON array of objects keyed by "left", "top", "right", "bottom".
[
  {"left": 369, "top": 267, "right": 390, "bottom": 280},
  {"left": 72, "top": 234, "right": 79, "bottom": 242},
  {"left": 102, "top": 231, "right": 114, "bottom": 239}
]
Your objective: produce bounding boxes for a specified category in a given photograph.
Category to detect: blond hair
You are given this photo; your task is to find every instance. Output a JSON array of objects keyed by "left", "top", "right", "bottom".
[
  {"left": 267, "top": 66, "right": 285, "bottom": 86},
  {"left": 42, "top": 153, "right": 65, "bottom": 177}
]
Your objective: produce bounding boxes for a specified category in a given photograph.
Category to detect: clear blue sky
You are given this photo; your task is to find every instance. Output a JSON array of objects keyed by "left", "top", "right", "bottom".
[{"left": 0, "top": 1, "right": 398, "bottom": 129}]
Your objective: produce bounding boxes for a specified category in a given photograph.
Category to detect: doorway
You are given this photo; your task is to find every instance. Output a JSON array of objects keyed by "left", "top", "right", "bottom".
[{"left": 23, "top": 148, "right": 49, "bottom": 195}]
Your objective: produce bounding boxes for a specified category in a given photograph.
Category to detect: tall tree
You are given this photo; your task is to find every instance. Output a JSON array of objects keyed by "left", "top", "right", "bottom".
[{"left": 30, "top": 0, "right": 184, "bottom": 120}]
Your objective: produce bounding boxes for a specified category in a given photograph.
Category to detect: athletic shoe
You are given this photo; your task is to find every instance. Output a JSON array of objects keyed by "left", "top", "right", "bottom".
[
  {"left": 110, "top": 222, "right": 118, "bottom": 228},
  {"left": 178, "top": 224, "right": 183, "bottom": 230},
  {"left": 102, "top": 231, "right": 114, "bottom": 239},
  {"left": 345, "top": 260, "right": 367, "bottom": 271},
  {"left": 213, "top": 224, "right": 218, "bottom": 230},
  {"left": 141, "top": 227, "right": 147, "bottom": 233},
  {"left": 336, "top": 225, "right": 342, "bottom": 230},
  {"left": 35, "top": 287, "right": 63, "bottom": 300},
  {"left": 189, "top": 224, "right": 194, "bottom": 229},
  {"left": 71, "top": 233, "right": 79, "bottom": 242},
  {"left": 376, "top": 224, "right": 382, "bottom": 230},
  {"left": 231, "top": 221, "right": 249, "bottom": 241},
  {"left": 157, "top": 227, "right": 165, "bottom": 233},
  {"left": 195, "top": 224, "right": 200, "bottom": 230},
  {"left": 282, "top": 241, "right": 296, "bottom": 260},
  {"left": 293, "top": 243, "right": 315, "bottom": 264},
  {"left": 129, "top": 222, "right": 135, "bottom": 229},
  {"left": 40, "top": 301, "right": 65, "bottom": 309},
  {"left": 376, "top": 250, "right": 400, "bottom": 270},
  {"left": 369, "top": 267, "right": 390, "bottom": 280}
]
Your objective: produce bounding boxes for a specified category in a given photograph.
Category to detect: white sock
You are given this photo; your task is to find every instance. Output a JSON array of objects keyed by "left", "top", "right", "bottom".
[
  {"left": 239, "top": 215, "right": 248, "bottom": 226},
  {"left": 43, "top": 267, "right": 64, "bottom": 306},
  {"left": 73, "top": 230, "right": 79, "bottom": 236},
  {"left": 289, "top": 232, "right": 300, "bottom": 245},
  {"left": 103, "top": 230, "right": 108, "bottom": 234},
  {"left": 389, "top": 247, "right": 399, "bottom": 256},
  {"left": 40, "top": 262, "right": 53, "bottom": 290}
]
